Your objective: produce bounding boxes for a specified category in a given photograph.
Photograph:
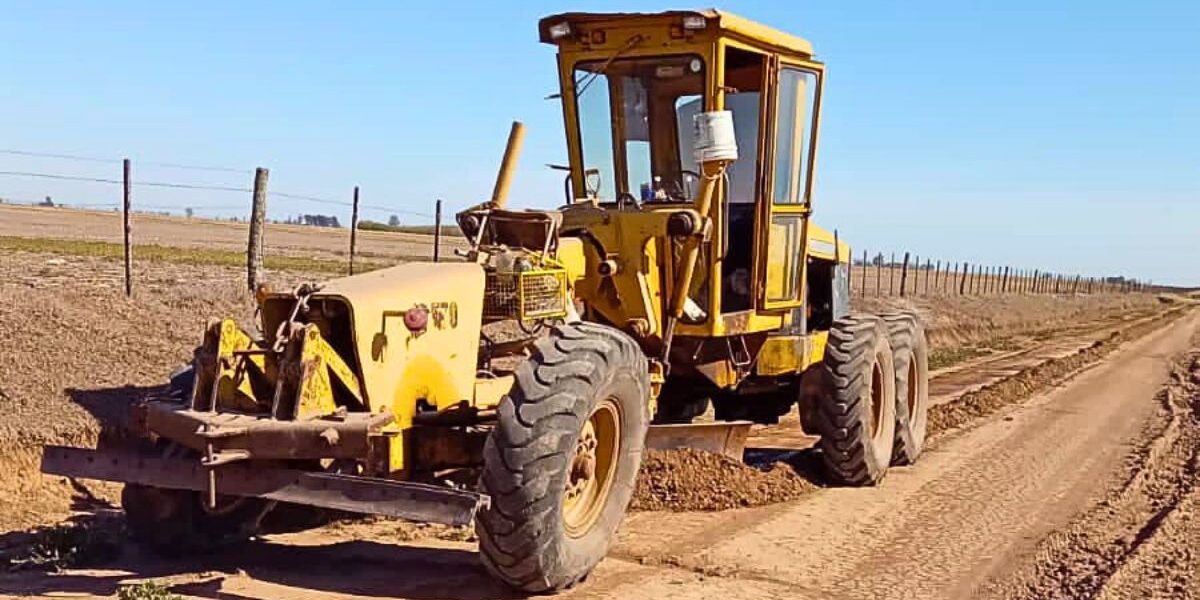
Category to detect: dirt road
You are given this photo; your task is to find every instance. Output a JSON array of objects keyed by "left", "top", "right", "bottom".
[{"left": 3, "top": 309, "right": 1195, "bottom": 599}]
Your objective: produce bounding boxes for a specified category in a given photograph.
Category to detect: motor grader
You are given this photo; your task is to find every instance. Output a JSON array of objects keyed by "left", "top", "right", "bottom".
[{"left": 43, "top": 9, "right": 929, "bottom": 593}]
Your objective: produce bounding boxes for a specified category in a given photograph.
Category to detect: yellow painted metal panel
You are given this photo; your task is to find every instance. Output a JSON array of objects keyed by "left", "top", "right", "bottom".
[{"left": 313, "top": 262, "right": 485, "bottom": 472}]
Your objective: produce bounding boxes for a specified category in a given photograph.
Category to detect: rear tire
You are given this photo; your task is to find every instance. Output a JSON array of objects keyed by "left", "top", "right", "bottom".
[
  {"left": 810, "top": 315, "right": 897, "bottom": 485},
  {"left": 476, "top": 321, "right": 650, "bottom": 593},
  {"left": 882, "top": 312, "right": 929, "bottom": 465}
]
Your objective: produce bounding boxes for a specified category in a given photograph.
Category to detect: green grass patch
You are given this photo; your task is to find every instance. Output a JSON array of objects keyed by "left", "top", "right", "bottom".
[
  {"left": 358, "top": 221, "right": 462, "bottom": 237},
  {"left": 5, "top": 520, "right": 122, "bottom": 572},
  {"left": 0, "top": 235, "right": 393, "bottom": 274},
  {"left": 979, "top": 336, "right": 1020, "bottom": 352},
  {"left": 929, "top": 345, "right": 992, "bottom": 370},
  {"left": 118, "top": 581, "right": 182, "bottom": 600}
]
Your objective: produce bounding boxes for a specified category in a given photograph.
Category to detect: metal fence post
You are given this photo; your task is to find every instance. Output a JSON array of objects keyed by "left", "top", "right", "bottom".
[
  {"left": 349, "top": 186, "right": 360, "bottom": 275},
  {"left": 122, "top": 158, "right": 132, "bottom": 297},
  {"left": 434, "top": 199, "right": 443, "bottom": 262}
]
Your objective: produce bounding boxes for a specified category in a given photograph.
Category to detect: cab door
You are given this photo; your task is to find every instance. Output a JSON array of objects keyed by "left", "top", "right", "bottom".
[{"left": 757, "top": 59, "right": 824, "bottom": 311}]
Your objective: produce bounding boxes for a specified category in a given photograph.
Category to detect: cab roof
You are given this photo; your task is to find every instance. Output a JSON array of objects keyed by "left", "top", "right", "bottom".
[{"left": 538, "top": 9, "right": 814, "bottom": 57}]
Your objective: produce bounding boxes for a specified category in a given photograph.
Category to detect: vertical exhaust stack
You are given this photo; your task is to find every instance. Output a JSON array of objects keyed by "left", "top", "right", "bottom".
[{"left": 491, "top": 121, "right": 527, "bottom": 209}]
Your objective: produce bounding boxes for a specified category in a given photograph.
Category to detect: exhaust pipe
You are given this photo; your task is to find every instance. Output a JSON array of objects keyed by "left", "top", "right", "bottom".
[{"left": 490, "top": 121, "right": 526, "bottom": 209}]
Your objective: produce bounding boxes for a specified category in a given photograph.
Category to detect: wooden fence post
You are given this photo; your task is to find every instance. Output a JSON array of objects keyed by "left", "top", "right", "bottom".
[
  {"left": 122, "top": 158, "right": 132, "bottom": 297},
  {"left": 899, "top": 252, "right": 910, "bottom": 297},
  {"left": 348, "top": 186, "right": 360, "bottom": 275},
  {"left": 861, "top": 249, "right": 868, "bottom": 298},
  {"left": 924, "top": 258, "right": 932, "bottom": 295},
  {"left": 434, "top": 199, "right": 443, "bottom": 262},
  {"left": 912, "top": 254, "right": 920, "bottom": 295},
  {"left": 960, "top": 262, "right": 969, "bottom": 295},
  {"left": 876, "top": 252, "right": 883, "bottom": 297},
  {"left": 247, "top": 167, "right": 269, "bottom": 291},
  {"left": 889, "top": 252, "right": 896, "bottom": 296},
  {"left": 1032, "top": 269, "right": 1040, "bottom": 294}
]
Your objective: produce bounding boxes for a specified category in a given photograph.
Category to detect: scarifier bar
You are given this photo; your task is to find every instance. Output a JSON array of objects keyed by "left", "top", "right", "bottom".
[{"left": 41, "top": 446, "right": 487, "bottom": 527}]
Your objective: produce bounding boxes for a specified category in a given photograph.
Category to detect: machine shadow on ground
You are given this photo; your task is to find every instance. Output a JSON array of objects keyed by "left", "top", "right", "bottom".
[{"left": 0, "top": 516, "right": 521, "bottom": 600}]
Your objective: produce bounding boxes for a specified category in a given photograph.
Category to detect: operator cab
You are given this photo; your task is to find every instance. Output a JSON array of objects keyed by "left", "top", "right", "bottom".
[{"left": 541, "top": 10, "right": 828, "bottom": 333}]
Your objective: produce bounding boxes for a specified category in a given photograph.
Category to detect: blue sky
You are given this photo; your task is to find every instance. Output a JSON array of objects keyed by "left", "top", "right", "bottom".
[{"left": 0, "top": 1, "right": 1196, "bottom": 285}]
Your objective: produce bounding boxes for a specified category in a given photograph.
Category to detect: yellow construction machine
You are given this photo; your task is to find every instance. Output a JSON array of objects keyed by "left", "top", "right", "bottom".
[{"left": 43, "top": 9, "right": 929, "bottom": 593}]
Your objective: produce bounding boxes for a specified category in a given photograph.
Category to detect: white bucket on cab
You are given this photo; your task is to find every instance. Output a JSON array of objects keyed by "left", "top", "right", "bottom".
[{"left": 693, "top": 110, "right": 739, "bottom": 163}]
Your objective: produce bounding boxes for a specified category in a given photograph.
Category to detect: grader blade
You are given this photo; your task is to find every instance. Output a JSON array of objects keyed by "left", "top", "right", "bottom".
[{"left": 645, "top": 421, "right": 752, "bottom": 460}]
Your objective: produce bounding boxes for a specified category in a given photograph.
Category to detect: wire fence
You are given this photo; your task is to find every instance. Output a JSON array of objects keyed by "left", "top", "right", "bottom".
[
  {"left": 0, "top": 147, "right": 462, "bottom": 294},
  {"left": 0, "top": 147, "right": 1156, "bottom": 298},
  {"left": 850, "top": 250, "right": 1151, "bottom": 298}
]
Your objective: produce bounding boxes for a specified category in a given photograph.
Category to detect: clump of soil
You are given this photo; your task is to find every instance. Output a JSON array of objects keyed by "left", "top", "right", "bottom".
[{"left": 631, "top": 448, "right": 818, "bottom": 512}]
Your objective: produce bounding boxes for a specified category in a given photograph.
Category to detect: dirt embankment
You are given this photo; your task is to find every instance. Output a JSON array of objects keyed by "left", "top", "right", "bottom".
[
  {"left": 985, "top": 338, "right": 1200, "bottom": 599},
  {"left": 929, "top": 307, "right": 1190, "bottom": 435},
  {"left": 0, "top": 254, "right": 265, "bottom": 530}
]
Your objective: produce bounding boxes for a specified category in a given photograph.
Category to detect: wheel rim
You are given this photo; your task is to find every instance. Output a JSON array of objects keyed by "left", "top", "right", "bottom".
[
  {"left": 869, "top": 355, "right": 885, "bottom": 442},
  {"left": 162, "top": 442, "right": 247, "bottom": 516},
  {"left": 906, "top": 359, "right": 919, "bottom": 420},
  {"left": 562, "top": 398, "right": 621, "bottom": 538}
]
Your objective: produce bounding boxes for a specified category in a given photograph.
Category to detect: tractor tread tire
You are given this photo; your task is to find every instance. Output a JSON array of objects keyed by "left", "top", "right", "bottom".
[
  {"left": 881, "top": 312, "right": 929, "bottom": 465},
  {"left": 812, "top": 314, "right": 897, "bottom": 486},
  {"left": 477, "top": 321, "right": 650, "bottom": 593},
  {"left": 122, "top": 365, "right": 274, "bottom": 556}
]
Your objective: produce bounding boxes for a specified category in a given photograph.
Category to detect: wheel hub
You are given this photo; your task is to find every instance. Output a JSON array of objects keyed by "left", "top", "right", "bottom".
[{"left": 562, "top": 399, "right": 621, "bottom": 538}]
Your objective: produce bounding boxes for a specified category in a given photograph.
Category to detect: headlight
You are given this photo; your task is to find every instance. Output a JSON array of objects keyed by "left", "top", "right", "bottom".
[{"left": 548, "top": 21, "right": 572, "bottom": 40}]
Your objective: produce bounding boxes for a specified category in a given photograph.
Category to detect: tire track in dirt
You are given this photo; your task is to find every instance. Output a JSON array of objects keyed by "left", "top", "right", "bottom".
[{"left": 982, "top": 340, "right": 1200, "bottom": 600}]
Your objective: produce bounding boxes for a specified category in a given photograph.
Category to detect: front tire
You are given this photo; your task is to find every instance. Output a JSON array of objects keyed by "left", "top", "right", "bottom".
[
  {"left": 810, "top": 315, "right": 897, "bottom": 486},
  {"left": 476, "top": 322, "right": 650, "bottom": 593},
  {"left": 123, "top": 366, "right": 274, "bottom": 554},
  {"left": 123, "top": 444, "right": 275, "bottom": 555}
]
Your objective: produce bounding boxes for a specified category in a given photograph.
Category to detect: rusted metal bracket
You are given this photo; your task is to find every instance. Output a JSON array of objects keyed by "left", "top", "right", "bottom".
[
  {"left": 41, "top": 446, "right": 487, "bottom": 527},
  {"left": 141, "top": 401, "right": 393, "bottom": 461}
]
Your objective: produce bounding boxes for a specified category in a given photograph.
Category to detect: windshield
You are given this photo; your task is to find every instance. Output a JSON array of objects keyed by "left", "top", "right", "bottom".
[{"left": 573, "top": 55, "right": 705, "bottom": 202}]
